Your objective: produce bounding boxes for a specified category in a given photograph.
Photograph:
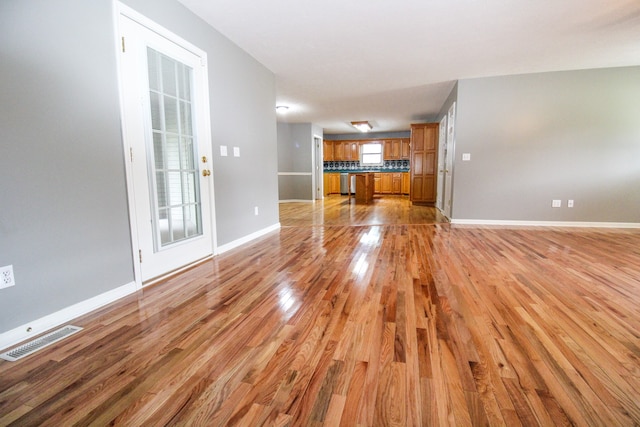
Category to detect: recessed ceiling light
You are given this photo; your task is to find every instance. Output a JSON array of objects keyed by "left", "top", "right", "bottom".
[
  {"left": 351, "top": 121, "right": 372, "bottom": 132},
  {"left": 276, "top": 105, "right": 289, "bottom": 113}
]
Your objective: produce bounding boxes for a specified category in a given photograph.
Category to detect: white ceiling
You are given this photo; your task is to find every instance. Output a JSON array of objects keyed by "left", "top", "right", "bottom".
[{"left": 176, "top": 0, "right": 640, "bottom": 134}]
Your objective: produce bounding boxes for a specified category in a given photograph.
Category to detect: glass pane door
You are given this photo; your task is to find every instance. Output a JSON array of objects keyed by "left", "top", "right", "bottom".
[{"left": 147, "top": 47, "right": 202, "bottom": 249}]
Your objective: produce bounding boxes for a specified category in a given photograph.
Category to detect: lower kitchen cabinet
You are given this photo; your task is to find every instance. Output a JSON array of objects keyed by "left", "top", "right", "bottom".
[
  {"left": 374, "top": 173, "right": 381, "bottom": 193},
  {"left": 392, "top": 173, "right": 402, "bottom": 194},
  {"left": 373, "top": 172, "right": 407, "bottom": 195},
  {"left": 401, "top": 172, "right": 410, "bottom": 195},
  {"left": 324, "top": 173, "right": 341, "bottom": 195},
  {"left": 325, "top": 172, "right": 408, "bottom": 196},
  {"left": 380, "top": 173, "right": 393, "bottom": 194}
]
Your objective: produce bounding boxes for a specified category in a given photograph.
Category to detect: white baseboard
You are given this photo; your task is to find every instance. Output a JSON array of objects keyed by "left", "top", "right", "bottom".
[
  {"left": 0, "top": 281, "right": 138, "bottom": 351},
  {"left": 216, "top": 223, "right": 281, "bottom": 254},
  {"left": 279, "top": 199, "right": 314, "bottom": 203},
  {"left": 450, "top": 219, "right": 640, "bottom": 228}
]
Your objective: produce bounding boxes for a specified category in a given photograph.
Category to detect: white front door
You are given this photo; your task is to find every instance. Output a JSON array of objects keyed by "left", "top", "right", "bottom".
[{"left": 117, "top": 8, "right": 214, "bottom": 283}]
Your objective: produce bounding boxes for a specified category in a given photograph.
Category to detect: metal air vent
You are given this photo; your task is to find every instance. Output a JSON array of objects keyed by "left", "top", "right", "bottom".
[{"left": 0, "top": 325, "right": 83, "bottom": 362}]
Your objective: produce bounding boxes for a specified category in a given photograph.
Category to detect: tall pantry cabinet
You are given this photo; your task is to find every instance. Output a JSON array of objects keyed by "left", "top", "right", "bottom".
[{"left": 410, "top": 123, "right": 438, "bottom": 205}]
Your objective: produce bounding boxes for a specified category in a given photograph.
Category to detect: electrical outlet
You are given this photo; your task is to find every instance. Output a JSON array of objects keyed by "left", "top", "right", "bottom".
[
  {"left": 552, "top": 200, "right": 562, "bottom": 208},
  {"left": 0, "top": 265, "right": 15, "bottom": 289},
  {"left": 568, "top": 199, "right": 574, "bottom": 208}
]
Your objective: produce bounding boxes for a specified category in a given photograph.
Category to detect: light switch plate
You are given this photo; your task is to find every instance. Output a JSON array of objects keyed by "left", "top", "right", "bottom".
[
  {"left": 462, "top": 153, "right": 471, "bottom": 161},
  {"left": 233, "top": 147, "right": 240, "bottom": 157},
  {"left": 220, "top": 145, "right": 228, "bottom": 156},
  {"left": 552, "top": 200, "right": 562, "bottom": 208}
]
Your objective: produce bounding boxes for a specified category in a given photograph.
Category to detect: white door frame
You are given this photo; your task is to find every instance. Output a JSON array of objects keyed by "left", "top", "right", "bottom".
[
  {"left": 114, "top": 2, "right": 217, "bottom": 287},
  {"left": 443, "top": 102, "right": 456, "bottom": 219},
  {"left": 436, "top": 115, "right": 447, "bottom": 212},
  {"left": 313, "top": 135, "right": 323, "bottom": 200}
]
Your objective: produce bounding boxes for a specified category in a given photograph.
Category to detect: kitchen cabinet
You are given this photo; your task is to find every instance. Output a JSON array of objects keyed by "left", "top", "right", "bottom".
[
  {"left": 324, "top": 173, "right": 341, "bottom": 195},
  {"left": 354, "top": 173, "right": 374, "bottom": 204},
  {"left": 345, "top": 141, "right": 359, "bottom": 161},
  {"left": 410, "top": 123, "right": 438, "bottom": 205},
  {"left": 401, "top": 172, "right": 410, "bottom": 195},
  {"left": 383, "top": 139, "right": 401, "bottom": 160},
  {"left": 380, "top": 173, "right": 393, "bottom": 194},
  {"left": 401, "top": 139, "right": 411, "bottom": 160},
  {"left": 374, "top": 172, "right": 404, "bottom": 195},
  {"left": 373, "top": 173, "right": 381, "bottom": 193},
  {"left": 325, "top": 138, "right": 407, "bottom": 162},
  {"left": 329, "top": 141, "right": 359, "bottom": 161},
  {"left": 323, "top": 174, "right": 329, "bottom": 196},
  {"left": 333, "top": 141, "right": 345, "bottom": 161},
  {"left": 383, "top": 138, "right": 410, "bottom": 160},
  {"left": 392, "top": 173, "right": 402, "bottom": 194},
  {"left": 323, "top": 140, "right": 334, "bottom": 161}
]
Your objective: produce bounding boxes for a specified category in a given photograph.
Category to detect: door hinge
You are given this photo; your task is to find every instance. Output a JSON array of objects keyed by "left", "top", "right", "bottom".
[
  {"left": 121, "top": 36, "right": 126, "bottom": 53},
  {"left": 139, "top": 249, "right": 142, "bottom": 263}
]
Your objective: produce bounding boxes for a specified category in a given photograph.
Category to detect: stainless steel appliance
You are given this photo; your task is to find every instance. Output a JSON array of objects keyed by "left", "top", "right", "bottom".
[{"left": 340, "top": 173, "right": 356, "bottom": 195}]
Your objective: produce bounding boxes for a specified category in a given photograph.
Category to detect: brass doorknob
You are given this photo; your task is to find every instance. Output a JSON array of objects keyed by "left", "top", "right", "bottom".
[{"left": 202, "top": 169, "right": 211, "bottom": 177}]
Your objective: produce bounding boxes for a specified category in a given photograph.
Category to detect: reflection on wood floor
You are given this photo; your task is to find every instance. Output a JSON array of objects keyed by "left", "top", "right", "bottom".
[
  {"left": 1, "top": 197, "right": 639, "bottom": 426},
  {"left": 280, "top": 195, "right": 449, "bottom": 227}
]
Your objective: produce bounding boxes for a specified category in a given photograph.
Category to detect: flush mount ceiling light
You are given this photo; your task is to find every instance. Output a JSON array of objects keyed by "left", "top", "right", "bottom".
[
  {"left": 351, "top": 121, "right": 372, "bottom": 132},
  {"left": 275, "top": 105, "right": 289, "bottom": 113}
]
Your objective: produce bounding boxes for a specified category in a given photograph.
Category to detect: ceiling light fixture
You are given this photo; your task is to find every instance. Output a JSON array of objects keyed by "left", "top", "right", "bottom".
[
  {"left": 275, "top": 105, "right": 289, "bottom": 113},
  {"left": 351, "top": 121, "right": 372, "bottom": 132}
]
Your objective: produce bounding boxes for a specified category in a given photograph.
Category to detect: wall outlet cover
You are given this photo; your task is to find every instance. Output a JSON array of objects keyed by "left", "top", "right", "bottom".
[{"left": 0, "top": 265, "right": 15, "bottom": 289}]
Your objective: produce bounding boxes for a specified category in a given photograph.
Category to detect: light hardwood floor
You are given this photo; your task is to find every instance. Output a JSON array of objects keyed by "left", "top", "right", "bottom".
[{"left": 1, "top": 196, "right": 639, "bottom": 426}]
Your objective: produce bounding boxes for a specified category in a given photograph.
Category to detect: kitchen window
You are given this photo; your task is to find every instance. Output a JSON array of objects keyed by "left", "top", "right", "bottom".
[{"left": 361, "top": 143, "right": 383, "bottom": 166}]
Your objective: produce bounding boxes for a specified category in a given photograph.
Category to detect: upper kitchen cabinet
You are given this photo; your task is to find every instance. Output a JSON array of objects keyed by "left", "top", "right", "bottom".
[
  {"left": 324, "top": 137, "right": 408, "bottom": 162},
  {"left": 383, "top": 138, "right": 410, "bottom": 160},
  {"left": 383, "top": 139, "right": 401, "bottom": 160},
  {"left": 333, "top": 141, "right": 344, "bottom": 160},
  {"left": 410, "top": 123, "right": 438, "bottom": 205},
  {"left": 330, "top": 141, "right": 359, "bottom": 161},
  {"left": 400, "top": 138, "right": 410, "bottom": 160},
  {"left": 345, "top": 141, "right": 359, "bottom": 161},
  {"left": 323, "top": 140, "right": 334, "bottom": 161}
]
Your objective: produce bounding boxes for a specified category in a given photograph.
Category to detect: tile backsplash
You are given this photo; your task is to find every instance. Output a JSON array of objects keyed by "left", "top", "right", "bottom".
[{"left": 324, "top": 159, "right": 409, "bottom": 171}]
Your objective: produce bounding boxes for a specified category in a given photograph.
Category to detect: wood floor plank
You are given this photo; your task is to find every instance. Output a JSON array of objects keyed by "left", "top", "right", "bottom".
[{"left": 1, "top": 197, "right": 639, "bottom": 426}]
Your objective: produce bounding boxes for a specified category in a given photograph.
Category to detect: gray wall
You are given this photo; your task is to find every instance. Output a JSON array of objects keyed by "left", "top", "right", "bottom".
[
  {"left": 0, "top": 0, "right": 278, "bottom": 334},
  {"left": 278, "top": 123, "right": 313, "bottom": 173},
  {"left": 277, "top": 122, "right": 316, "bottom": 200},
  {"left": 278, "top": 176, "right": 313, "bottom": 201},
  {"left": 452, "top": 67, "right": 640, "bottom": 223}
]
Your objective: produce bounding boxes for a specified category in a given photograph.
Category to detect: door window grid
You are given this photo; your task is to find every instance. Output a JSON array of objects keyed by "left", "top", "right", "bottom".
[{"left": 147, "top": 47, "right": 202, "bottom": 248}]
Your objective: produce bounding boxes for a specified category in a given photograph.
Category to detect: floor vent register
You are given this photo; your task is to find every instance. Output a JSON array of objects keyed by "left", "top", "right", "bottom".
[{"left": 0, "top": 325, "right": 83, "bottom": 362}]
